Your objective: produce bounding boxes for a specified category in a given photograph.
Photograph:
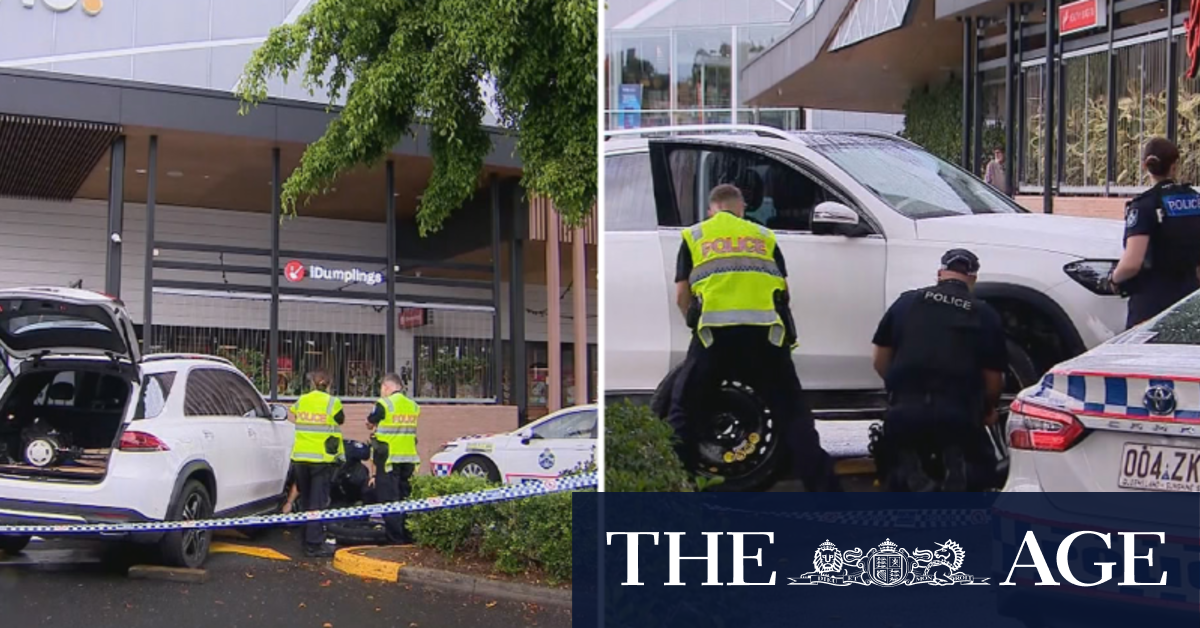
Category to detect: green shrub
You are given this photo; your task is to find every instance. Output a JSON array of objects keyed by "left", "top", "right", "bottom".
[
  {"left": 407, "top": 473, "right": 580, "bottom": 584},
  {"left": 407, "top": 474, "right": 497, "bottom": 555},
  {"left": 604, "top": 401, "right": 694, "bottom": 492},
  {"left": 484, "top": 492, "right": 574, "bottom": 582}
]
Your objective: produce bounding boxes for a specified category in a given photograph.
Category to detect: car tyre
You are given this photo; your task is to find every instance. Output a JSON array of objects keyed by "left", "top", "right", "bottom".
[
  {"left": 991, "top": 340, "right": 1039, "bottom": 487},
  {"left": 650, "top": 362, "right": 785, "bottom": 492},
  {"left": 453, "top": 455, "right": 501, "bottom": 483},
  {"left": 0, "top": 535, "right": 31, "bottom": 555},
  {"left": 159, "top": 480, "right": 214, "bottom": 569}
]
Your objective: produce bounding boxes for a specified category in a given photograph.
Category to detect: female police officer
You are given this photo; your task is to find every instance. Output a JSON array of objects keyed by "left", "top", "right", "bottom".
[{"left": 1110, "top": 138, "right": 1200, "bottom": 328}]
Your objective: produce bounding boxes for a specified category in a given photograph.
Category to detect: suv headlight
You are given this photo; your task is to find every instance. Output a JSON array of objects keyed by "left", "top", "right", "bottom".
[
  {"left": 437, "top": 442, "right": 460, "bottom": 454},
  {"left": 1063, "top": 260, "right": 1118, "bottom": 295}
]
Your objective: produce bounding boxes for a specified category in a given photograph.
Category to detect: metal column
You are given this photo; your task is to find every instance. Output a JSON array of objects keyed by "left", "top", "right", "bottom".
[
  {"left": 510, "top": 195, "right": 528, "bottom": 424},
  {"left": 973, "top": 20, "right": 985, "bottom": 176},
  {"left": 1105, "top": 0, "right": 1117, "bottom": 192},
  {"left": 1043, "top": 0, "right": 1057, "bottom": 214},
  {"left": 962, "top": 18, "right": 974, "bottom": 169},
  {"left": 386, "top": 161, "right": 397, "bottom": 373},
  {"left": 105, "top": 136, "right": 126, "bottom": 296},
  {"left": 1004, "top": 5, "right": 1017, "bottom": 196},
  {"left": 572, "top": 229, "right": 588, "bottom": 404},
  {"left": 546, "top": 205, "right": 562, "bottom": 413},
  {"left": 490, "top": 177, "right": 503, "bottom": 403},
  {"left": 1167, "top": 0, "right": 1179, "bottom": 141},
  {"left": 269, "top": 148, "right": 281, "bottom": 402},
  {"left": 142, "top": 135, "right": 157, "bottom": 350}
]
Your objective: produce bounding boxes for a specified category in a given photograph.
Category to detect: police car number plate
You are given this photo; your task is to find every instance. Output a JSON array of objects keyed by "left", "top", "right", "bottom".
[{"left": 1117, "top": 443, "right": 1200, "bottom": 492}]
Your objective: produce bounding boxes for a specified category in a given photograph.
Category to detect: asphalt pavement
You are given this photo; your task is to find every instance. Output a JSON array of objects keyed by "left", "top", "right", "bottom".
[{"left": 0, "top": 530, "right": 570, "bottom": 628}]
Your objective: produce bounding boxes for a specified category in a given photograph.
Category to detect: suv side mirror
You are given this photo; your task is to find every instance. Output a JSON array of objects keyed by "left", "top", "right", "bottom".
[
  {"left": 270, "top": 404, "right": 290, "bottom": 421},
  {"left": 812, "top": 202, "right": 866, "bottom": 237}
]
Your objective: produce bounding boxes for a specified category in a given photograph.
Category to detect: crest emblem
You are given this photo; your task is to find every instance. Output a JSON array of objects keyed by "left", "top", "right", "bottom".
[
  {"left": 1144, "top": 385, "right": 1176, "bottom": 416},
  {"left": 538, "top": 448, "right": 555, "bottom": 469},
  {"left": 1126, "top": 207, "right": 1139, "bottom": 228},
  {"left": 790, "top": 538, "right": 987, "bottom": 586}
]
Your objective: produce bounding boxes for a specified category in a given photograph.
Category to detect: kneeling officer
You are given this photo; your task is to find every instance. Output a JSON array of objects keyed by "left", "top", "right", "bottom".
[{"left": 870, "top": 249, "right": 1006, "bottom": 491}]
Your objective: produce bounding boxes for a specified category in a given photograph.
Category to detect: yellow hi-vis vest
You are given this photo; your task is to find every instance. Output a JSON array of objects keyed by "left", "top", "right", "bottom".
[
  {"left": 290, "top": 390, "right": 344, "bottom": 463},
  {"left": 682, "top": 211, "right": 788, "bottom": 348},
  {"left": 375, "top": 392, "right": 420, "bottom": 470}
]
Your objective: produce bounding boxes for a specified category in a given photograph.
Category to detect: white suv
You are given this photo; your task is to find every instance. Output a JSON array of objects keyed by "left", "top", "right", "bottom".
[
  {"left": 0, "top": 287, "right": 294, "bottom": 567},
  {"left": 605, "top": 126, "right": 1127, "bottom": 489}
]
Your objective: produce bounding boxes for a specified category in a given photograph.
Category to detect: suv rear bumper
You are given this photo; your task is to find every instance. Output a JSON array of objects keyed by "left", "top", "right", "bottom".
[{"left": 0, "top": 496, "right": 150, "bottom": 527}]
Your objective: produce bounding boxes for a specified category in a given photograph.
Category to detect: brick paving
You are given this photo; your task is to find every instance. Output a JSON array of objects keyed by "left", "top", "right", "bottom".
[{"left": 1014, "top": 195, "right": 1126, "bottom": 221}]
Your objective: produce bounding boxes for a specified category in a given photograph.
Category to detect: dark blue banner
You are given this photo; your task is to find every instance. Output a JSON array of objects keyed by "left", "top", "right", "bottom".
[{"left": 572, "top": 493, "right": 1199, "bottom": 628}]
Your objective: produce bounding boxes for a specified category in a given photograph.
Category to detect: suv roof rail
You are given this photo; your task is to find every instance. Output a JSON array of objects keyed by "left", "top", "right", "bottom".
[
  {"left": 142, "top": 353, "right": 235, "bottom": 366},
  {"left": 604, "top": 124, "right": 796, "bottom": 142}
]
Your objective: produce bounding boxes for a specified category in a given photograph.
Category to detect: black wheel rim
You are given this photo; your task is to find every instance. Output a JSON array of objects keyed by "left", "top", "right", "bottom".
[
  {"left": 181, "top": 493, "right": 211, "bottom": 564},
  {"left": 460, "top": 462, "right": 488, "bottom": 478},
  {"left": 696, "top": 380, "right": 778, "bottom": 480}
]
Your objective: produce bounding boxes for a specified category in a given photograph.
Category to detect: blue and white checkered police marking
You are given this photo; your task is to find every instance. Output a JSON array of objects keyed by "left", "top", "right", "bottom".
[
  {"left": 0, "top": 472, "right": 597, "bottom": 536},
  {"left": 702, "top": 506, "right": 990, "bottom": 528},
  {"left": 1033, "top": 372, "right": 1200, "bottom": 421}
]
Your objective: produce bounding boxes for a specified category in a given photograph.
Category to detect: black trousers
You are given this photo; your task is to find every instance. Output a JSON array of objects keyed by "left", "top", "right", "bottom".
[
  {"left": 883, "top": 397, "right": 995, "bottom": 490},
  {"left": 666, "top": 327, "right": 837, "bottom": 491},
  {"left": 374, "top": 463, "right": 415, "bottom": 543},
  {"left": 292, "top": 462, "right": 334, "bottom": 547}
]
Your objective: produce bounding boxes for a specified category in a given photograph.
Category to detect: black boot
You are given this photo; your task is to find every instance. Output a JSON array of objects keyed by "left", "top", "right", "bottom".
[
  {"left": 305, "top": 544, "right": 336, "bottom": 558},
  {"left": 894, "top": 450, "right": 936, "bottom": 492},
  {"left": 942, "top": 446, "right": 968, "bottom": 492}
]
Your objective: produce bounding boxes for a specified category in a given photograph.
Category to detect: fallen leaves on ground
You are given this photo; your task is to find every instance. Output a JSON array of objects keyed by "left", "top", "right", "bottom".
[
  {"left": 320, "top": 580, "right": 332, "bottom": 587},
  {"left": 485, "top": 601, "right": 498, "bottom": 609},
  {"left": 298, "top": 603, "right": 306, "bottom": 609}
]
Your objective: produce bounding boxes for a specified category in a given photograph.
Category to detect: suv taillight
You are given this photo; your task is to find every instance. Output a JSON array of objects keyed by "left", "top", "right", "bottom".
[
  {"left": 119, "top": 431, "right": 170, "bottom": 452},
  {"left": 1008, "top": 399, "right": 1085, "bottom": 452}
]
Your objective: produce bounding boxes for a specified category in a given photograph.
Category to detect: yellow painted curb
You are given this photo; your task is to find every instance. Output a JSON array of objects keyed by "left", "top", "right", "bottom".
[
  {"left": 834, "top": 457, "right": 877, "bottom": 476},
  {"left": 333, "top": 547, "right": 405, "bottom": 582},
  {"left": 210, "top": 542, "right": 291, "bottom": 561}
]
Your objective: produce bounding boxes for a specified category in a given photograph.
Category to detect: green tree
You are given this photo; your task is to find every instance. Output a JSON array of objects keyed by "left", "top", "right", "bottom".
[{"left": 237, "top": 0, "right": 597, "bottom": 235}]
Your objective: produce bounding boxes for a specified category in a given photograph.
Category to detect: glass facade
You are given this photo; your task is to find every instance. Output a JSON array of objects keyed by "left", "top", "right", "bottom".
[
  {"left": 1015, "top": 30, "right": 1185, "bottom": 194},
  {"left": 606, "top": 23, "right": 803, "bottom": 130}
]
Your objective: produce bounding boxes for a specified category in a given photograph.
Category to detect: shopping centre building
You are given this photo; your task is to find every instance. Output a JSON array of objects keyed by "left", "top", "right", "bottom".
[
  {"left": 603, "top": 0, "right": 904, "bottom": 132},
  {"left": 738, "top": 0, "right": 1199, "bottom": 214},
  {"left": 0, "top": 0, "right": 596, "bottom": 430}
]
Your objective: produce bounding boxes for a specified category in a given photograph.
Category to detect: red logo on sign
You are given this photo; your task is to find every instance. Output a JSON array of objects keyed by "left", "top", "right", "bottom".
[
  {"left": 1060, "top": 0, "right": 1101, "bottom": 34},
  {"left": 284, "top": 260, "right": 306, "bottom": 282},
  {"left": 398, "top": 308, "right": 427, "bottom": 329}
]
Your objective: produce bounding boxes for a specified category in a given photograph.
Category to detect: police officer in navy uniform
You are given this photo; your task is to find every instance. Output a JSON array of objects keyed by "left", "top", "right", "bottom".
[
  {"left": 871, "top": 249, "right": 1006, "bottom": 492},
  {"left": 668, "top": 184, "right": 839, "bottom": 492},
  {"left": 1109, "top": 138, "right": 1200, "bottom": 328}
]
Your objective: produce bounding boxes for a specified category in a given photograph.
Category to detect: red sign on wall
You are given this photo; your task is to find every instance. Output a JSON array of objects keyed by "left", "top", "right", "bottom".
[
  {"left": 398, "top": 308, "right": 428, "bottom": 329},
  {"left": 1059, "top": 0, "right": 1106, "bottom": 35}
]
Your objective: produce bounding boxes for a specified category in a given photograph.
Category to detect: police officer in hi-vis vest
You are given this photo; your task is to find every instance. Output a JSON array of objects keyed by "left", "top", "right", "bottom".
[
  {"left": 289, "top": 369, "right": 345, "bottom": 558},
  {"left": 366, "top": 373, "right": 420, "bottom": 544},
  {"left": 1108, "top": 137, "right": 1200, "bottom": 328},
  {"left": 667, "top": 184, "right": 839, "bottom": 491}
]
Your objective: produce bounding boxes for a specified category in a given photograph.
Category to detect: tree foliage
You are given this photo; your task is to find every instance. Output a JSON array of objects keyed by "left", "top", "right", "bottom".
[{"left": 237, "top": 0, "right": 597, "bottom": 235}]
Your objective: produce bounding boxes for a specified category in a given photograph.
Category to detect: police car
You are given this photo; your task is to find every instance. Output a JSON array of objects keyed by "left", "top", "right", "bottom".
[
  {"left": 429, "top": 405, "right": 597, "bottom": 483},
  {"left": 1005, "top": 290, "right": 1200, "bottom": 492}
]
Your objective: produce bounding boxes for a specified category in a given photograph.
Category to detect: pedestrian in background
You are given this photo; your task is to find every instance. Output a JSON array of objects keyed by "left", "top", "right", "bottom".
[
  {"left": 289, "top": 369, "right": 344, "bottom": 558},
  {"left": 984, "top": 147, "right": 1008, "bottom": 196}
]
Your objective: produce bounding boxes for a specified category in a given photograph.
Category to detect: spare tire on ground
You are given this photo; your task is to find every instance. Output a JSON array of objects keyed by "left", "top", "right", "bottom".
[{"left": 327, "top": 519, "right": 389, "bottom": 546}]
